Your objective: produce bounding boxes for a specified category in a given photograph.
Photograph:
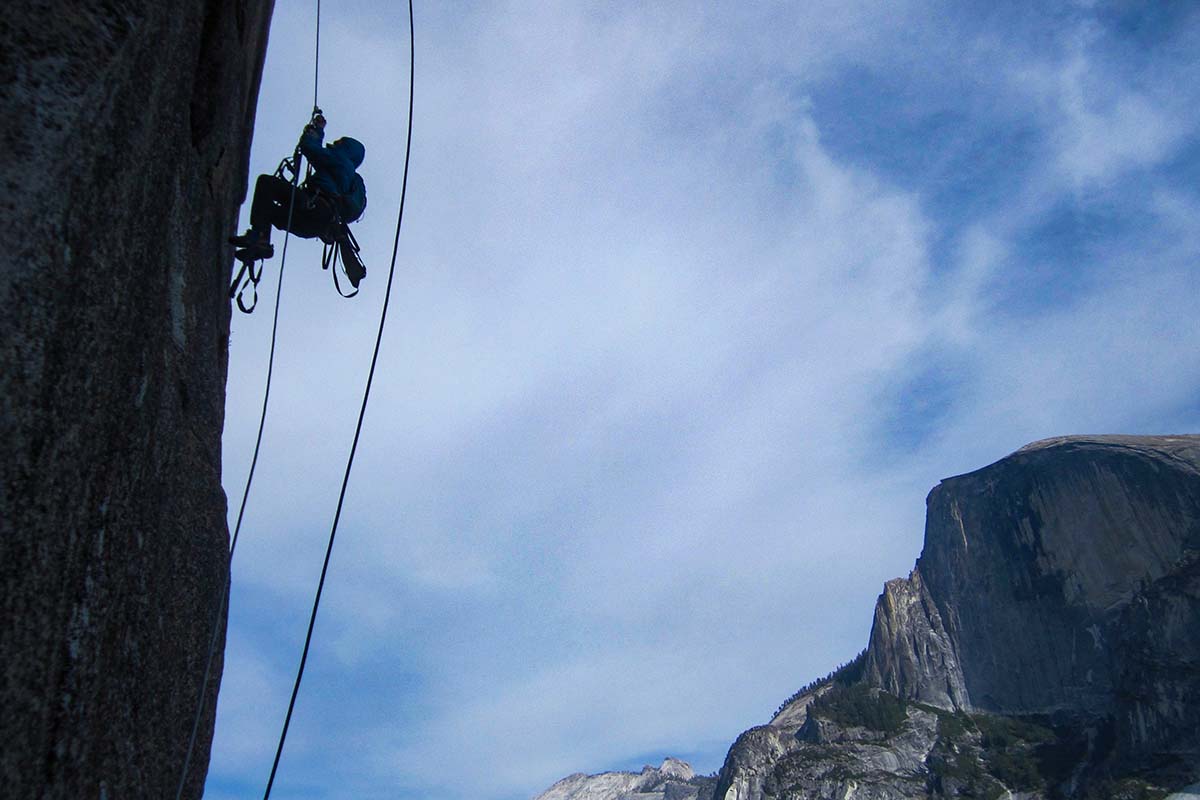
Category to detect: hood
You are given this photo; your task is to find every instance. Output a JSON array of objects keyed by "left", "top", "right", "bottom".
[{"left": 332, "top": 137, "right": 365, "bottom": 167}]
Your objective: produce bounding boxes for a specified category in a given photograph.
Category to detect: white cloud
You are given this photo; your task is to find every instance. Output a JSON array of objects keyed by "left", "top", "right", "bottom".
[
  {"left": 1001, "top": 20, "right": 1189, "bottom": 190},
  {"left": 1053, "top": 54, "right": 1182, "bottom": 188},
  {"left": 207, "top": 634, "right": 292, "bottom": 775}
]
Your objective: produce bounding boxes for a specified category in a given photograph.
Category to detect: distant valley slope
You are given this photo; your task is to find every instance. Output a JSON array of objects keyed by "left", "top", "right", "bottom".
[{"left": 535, "top": 757, "right": 715, "bottom": 800}]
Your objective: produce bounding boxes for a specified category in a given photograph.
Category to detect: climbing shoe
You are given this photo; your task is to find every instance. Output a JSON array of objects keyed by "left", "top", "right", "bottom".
[
  {"left": 228, "top": 229, "right": 257, "bottom": 247},
  {"left": 234, "top": 242, "right": 274, "bottom": 264}
]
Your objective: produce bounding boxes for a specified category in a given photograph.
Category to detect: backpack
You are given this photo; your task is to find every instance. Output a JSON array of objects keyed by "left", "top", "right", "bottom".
[{"left": 339, "top": 174, "right": 367, "bottom": 223}]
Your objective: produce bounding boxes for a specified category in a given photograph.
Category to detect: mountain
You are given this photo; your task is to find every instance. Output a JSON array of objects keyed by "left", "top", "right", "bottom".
[
  {"left": 535, "top": 757, "right": 717, "bottom": 800},
  {"left": 1, "top": 2, "right": 273, "bottom": 797},
  {"left": 713, "top": 435, "right": 1200, "bottom": 799},
  {"left": 540, "top": 436, "right": 1200, "bottom": 800}
]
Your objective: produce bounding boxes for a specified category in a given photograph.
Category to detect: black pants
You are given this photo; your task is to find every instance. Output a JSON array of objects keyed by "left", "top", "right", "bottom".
[{"left": 249, "top": 174, "right": 336, "bottom": 243}]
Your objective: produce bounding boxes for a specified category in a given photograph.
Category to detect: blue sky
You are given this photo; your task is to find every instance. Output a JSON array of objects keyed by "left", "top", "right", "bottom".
[{"left": 209, "top": 2, "right": 1200, "bottom": 798}]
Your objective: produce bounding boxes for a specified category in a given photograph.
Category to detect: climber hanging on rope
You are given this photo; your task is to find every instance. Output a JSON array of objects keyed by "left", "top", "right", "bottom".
[{"left": 230, "top": 110, "right": 368, "bottom": 294}]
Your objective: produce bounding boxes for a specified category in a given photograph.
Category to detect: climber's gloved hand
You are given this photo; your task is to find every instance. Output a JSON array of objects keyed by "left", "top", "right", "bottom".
[{"left": 312, "top": 112, "right": 326, "bottom": 130}]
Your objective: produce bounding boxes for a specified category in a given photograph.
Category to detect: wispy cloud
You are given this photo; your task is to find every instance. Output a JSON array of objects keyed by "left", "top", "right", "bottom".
[{"left": 211, "top": 3, "right": 1200, "bottom": 799}]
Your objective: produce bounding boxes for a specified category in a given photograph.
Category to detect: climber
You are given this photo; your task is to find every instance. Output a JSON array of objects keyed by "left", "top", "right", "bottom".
[{"left": 230, "top": 111, "right": 368, "bottom": 287}]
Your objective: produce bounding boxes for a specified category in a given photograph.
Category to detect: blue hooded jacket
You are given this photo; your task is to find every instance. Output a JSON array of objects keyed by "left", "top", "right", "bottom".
[{"left": 299, "top": 127, "right": 365, "bottom": 199}]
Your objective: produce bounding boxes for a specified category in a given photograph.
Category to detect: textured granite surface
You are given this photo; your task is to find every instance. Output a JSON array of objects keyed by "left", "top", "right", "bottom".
[{"left": 0, "top": 2, "right": 273, "bottom": 796}]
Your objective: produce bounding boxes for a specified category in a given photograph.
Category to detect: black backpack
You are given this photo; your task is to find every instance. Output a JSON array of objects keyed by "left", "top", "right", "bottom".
[{"left": 339, "top": 174, "right": 367, "bottom": 223}]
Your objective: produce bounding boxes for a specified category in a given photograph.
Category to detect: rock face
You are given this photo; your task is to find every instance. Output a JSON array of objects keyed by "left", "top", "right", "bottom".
[
  {"left": 535, "top": 758, "right": 716, "bottom": 800},
  {"left": 0, "top": 2, "right": 273, "bottom": 798},
  {"left": 717, "top": 724, "right": 806, "bottom": 800},
  {"left": 905, "top": 436, "right": 1200, "bottom": 752},
  {"left": 864, "top": 570, "right": 967, "bottom": 711},
  {"left": 712, "top": 435, "right": 1200, "bottom": 799}
]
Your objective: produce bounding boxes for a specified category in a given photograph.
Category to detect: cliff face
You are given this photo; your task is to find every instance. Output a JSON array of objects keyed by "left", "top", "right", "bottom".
[
  {"left": 863, "top": 570, "right": 967, "bottom": 711},
  {"left": 711, "top": 435, "right": 1200, "bottom": 799},
  {"left": 906, "top": 436, "right": 1200, "bottom": 753},
  {"left": 0, "top": 2, "right": 273, "bottom": 798}
]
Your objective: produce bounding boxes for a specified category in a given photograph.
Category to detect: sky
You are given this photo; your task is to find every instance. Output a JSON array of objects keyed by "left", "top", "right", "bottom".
[{"left": 208, "top": 2, "right": 1200, "bottom": 799}]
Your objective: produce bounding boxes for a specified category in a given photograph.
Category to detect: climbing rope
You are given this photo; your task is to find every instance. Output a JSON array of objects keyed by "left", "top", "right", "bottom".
[
  {"left": 314, "top": 0, "right": 321, "bottom": 112},
  {"left": 174, "top": 1, "right": 325, "bottom": 796},
  {"left": 261, "top": 0, "right": 415, "bottom": 794},
  {"left": 175, "top": 153, "right": 304, "bottom": 800}
]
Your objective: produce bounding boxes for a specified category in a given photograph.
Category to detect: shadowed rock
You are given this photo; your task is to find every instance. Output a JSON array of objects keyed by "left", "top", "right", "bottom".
[{"left": 1, "top": 2, "right": 274, "bottom": 797}]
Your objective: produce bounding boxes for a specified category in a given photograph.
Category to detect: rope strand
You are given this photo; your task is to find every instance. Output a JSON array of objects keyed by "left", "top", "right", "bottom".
[
  {"left": 175, "top": 150, "right": 303, "bottom": 800},
  {"left": 261, "top": 0, "right": 415, "bottom": 796},
  {"left": 313, "top": 0, "right": 321, "bottom": 112}
]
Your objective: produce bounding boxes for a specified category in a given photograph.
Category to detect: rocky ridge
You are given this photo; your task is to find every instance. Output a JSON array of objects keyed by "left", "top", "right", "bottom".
[
  {"left": 1, "top": 2, "right": 273, "bottom": 798},
  {"left": 535, "top": 758, "right": 716, "bottom": 800}
]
